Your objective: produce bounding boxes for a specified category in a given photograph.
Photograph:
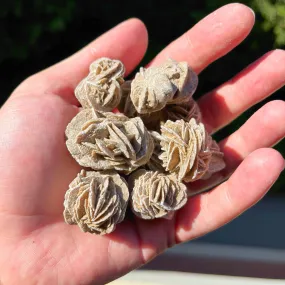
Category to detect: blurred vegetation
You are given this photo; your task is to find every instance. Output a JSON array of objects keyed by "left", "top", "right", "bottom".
[
  {"left": 0, "top": 0, "right": 284, "bottom": 193},
  {"left": 253, "top": 0, "right": 285, "bottom": 46}
]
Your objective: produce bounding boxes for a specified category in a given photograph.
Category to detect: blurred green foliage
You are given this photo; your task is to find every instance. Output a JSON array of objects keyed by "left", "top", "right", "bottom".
[
  {"left": 0, "top": 0, "right": 76, "bottom": 62},
  {"left": 0, "top": 0, "right": 284, "bottom": 193},
  {"left": 253, "top": 0, "right": 285, "bottom": 46}
]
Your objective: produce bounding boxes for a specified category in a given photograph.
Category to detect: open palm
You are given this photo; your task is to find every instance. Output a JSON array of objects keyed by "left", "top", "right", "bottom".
[{"left": 0, "top": 4, "right": 284, "bottom": 285}]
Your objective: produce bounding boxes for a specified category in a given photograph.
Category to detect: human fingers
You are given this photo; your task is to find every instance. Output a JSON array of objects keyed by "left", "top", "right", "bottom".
[
  {"left": 187, "top": 100, "right": 285, "bottom": 194},
  {"left": 198, "top": 50, "right": 285, "bottom": 133},
  {"left": 219, "top": 100, "right": 285, "bottom": 175},
  {"left": 175, "top": 148, "right": 284, "bottom": 242},
  {"left": 149, "top": 3, "right": 255, "bottom": 74}
]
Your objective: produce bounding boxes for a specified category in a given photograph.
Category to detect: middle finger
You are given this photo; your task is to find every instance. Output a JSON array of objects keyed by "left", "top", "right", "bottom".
[
  {"left": 149, "top": 3, "right": 255, "bottom": 74},
  {"left": 198, "top": 50, "right": 285, "bottom": 133}
]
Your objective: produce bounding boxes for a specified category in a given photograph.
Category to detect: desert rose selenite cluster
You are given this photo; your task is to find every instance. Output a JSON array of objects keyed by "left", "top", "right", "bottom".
[{"left": 64, "top": 57, "right": 225, "bottom": 235}]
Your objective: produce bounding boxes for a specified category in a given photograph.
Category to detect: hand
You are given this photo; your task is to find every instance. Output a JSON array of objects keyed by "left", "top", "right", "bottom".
[{"left": 0, "top": 3, "right": 284, "bottom": 285}]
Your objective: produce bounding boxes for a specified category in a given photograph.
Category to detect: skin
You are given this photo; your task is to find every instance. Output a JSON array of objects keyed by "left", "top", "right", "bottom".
[{"left": 0, "top": 3, "right": 284, "bottom": 285}]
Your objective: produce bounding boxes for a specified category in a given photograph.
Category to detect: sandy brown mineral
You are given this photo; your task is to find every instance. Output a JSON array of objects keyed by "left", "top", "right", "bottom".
[
  {"left": 161, "top": 59, "right": 198, "bottom": 104},
  {"left": 75, "top": 58, "right": 125, "bottom": 112},
  {"left": 129, "top": 169, "right": 187, "bottom": 219},
  {"left": 164, "top": 98, "right": 201, "bottom": 123},
  {"left": 202, "top": 136, "right": 226, "bottom": 179},
  {"left": 119, "top": 85, "right": 201, "bottom": 131},
  {"left": 130, "top": 67, "right": 177, "bottom": 114},
  {"left": 63, "top": 170, "right": 129, "bottom": 235},
  {"left": 146, "top": 131, "right": 166, "bottom": 172},
  {"left": 158, "top": 119, "right": 225, "bottom": 182},
  {"left": 89, "top": 57, "right": 125, "bottom": 80},
  {"left": 118, "top": 80, "right": 137, "bottom": 117},
  {"left": 64, "top": 57, "right": 226, "bottom": 230},
  {"left": 129, "top": 59, "right": 198, "bottom": 114},
  {"left": 65, "top": 109, "right": 154, "bottom": 174}
]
